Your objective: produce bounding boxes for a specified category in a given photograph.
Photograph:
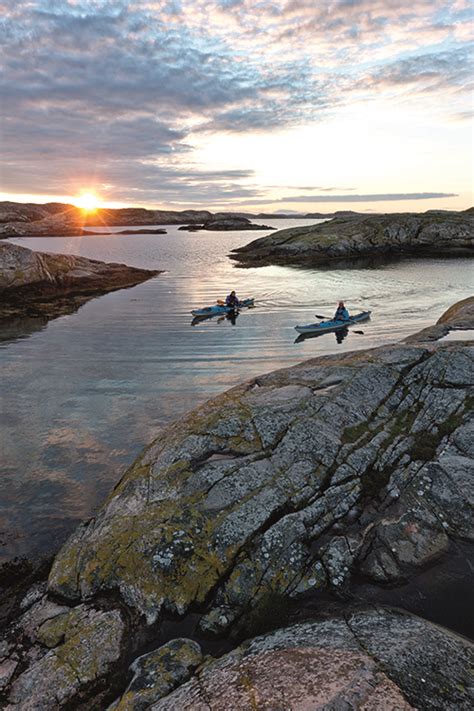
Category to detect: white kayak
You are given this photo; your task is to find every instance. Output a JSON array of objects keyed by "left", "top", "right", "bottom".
[{"left": 295, "top": 311, "right": 371, "bottom": 335}]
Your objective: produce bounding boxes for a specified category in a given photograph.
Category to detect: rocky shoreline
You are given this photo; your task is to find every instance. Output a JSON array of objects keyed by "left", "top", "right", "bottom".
[
  {"left": 0, "top": 201, "right": 360, "bottom": 238},
  {"left": 231, "top": 209, "right": 474, "bottom": 266},
  {"left": 0, "top": 202, "right": 278, "bottom": 238},
  {"left": 0, "top": 297, "right": 472, "bottom": 708},
  {"left": 0, "top": 242, "right": 161, "bottom": 320}
]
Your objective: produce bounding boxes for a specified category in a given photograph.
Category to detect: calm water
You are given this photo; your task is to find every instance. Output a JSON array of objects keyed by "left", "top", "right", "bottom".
[{"left": 1, "top": 220, "right": 473, "bottom": 565}]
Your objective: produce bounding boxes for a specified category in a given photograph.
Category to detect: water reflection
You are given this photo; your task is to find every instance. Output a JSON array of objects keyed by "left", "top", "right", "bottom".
[
  {"left": 2, "top": 224, "right": 473, "bottom": 566},
  {"left": 0, "top": 316, "right": 49, "bottom": 344},
  {"left": 294, "top": 325, "right": 353, "bottom": 345}
]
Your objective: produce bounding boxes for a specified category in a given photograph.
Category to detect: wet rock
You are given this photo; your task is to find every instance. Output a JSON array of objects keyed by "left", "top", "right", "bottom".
[
  {"left": 109, "top": 638, "right": 202, "bottom": 710},
  {"left": 406, "top": 295, "right": 474, "bottom": 342},
  {"left": 231, "top": 210, "right": 474, "bottom": 266},
  {"left": 151, "top": 609, "right": 472, "bottom": 710},
  {"left": 0, "top": 241, "right": 161, "bottom": 319}
]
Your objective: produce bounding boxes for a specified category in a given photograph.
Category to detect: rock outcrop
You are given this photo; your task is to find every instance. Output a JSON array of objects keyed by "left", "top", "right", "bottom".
[
  {"left": 178, "top": 217, "right": 274, "bottom": 231},
  {"left": 147, "top": 609, "right": 472, "bottom": 710},
  {"left": 0, "top": 203, "right": 214, "bottom": 236},
  {"left": 231, "top": 209, "right": 474, "bottom": 266},
  {"left": 0, "top": 202, "right": 275, "bottom": 237},
  {"left": 1, "top": 298, "right": 472, "bottom": 709},
  {"left": 0, "top": 242, "right": 160, "bottom": 319},
  {"left": 45, "top": 298, "right": 473, "bottom": 634}
]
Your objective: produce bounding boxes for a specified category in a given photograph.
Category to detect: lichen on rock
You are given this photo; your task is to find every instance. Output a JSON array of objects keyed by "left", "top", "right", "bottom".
[
  {"left": 47, "top": 300, "right": 474, "bottom": 637},
  {"left": 149, "top": 609, "right": 473, "bottom": 710},
  {"left": 7, "top": 605, "right": 125, "bottom": 708},
  {"left": 109, "top": 638, "right": 203, "bottom": 710}
]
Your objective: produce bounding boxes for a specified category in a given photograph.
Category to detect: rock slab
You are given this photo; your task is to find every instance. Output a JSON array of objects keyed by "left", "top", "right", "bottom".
[
  {"left": 231, "top": 209, "right": 474, "bottom": 265},
  {"left": 0, "top": 241, "right": 160, "bottom": 319}
]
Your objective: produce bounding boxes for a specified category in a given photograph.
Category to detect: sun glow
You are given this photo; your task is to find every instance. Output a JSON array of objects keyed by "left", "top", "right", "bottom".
[{"left": 75, "top": 191, "right": 101, "bottom": 212}]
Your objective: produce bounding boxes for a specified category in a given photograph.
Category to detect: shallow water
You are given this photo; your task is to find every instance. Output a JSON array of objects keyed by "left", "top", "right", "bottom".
[
  {"left": 1, "top": 221, "right": 473, "bottom": 564},
  {"left": 439, "top": 329, "right": 474, "bottom": 341}
]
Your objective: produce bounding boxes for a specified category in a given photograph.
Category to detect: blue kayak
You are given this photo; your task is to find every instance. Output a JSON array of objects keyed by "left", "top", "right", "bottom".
[
  {"left": 295, "top": 311, "right": 371, "bottom": 335},
  {"left": 191, "top": 298, "right": 254, "bottom": 318}
]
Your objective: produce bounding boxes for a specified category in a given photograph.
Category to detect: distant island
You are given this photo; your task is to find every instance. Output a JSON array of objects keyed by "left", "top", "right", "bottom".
[
  {"left": 0, "top": 201, "right": 357, "bottom": 238},
  {"left": 231, "top": 208, "right": 474, "bottom": 266}
]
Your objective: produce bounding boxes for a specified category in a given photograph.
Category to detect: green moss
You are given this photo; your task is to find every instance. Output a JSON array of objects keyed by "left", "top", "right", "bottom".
[
  {"left": 390, "top": 408, "right": 418, "bottom": 439},
  {"left": 411, "top": 409, "right": 466, "bottom": 462},
  {"left": 342, "top": 422, "right": 368, "bottom": 444},
  {"left": 37, "top": 613, "right": 70, "bottom": 648}
]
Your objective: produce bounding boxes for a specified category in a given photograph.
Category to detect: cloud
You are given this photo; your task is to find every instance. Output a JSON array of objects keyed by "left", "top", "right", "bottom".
[
  {"left": 0, "top": 0, "right": 472, "bottom": 206},
  {"left": 361, "top": 47, "right": 473, "bottom": 94},
  {"left": 239, "top": 192, "right": 459, "bottom": 205}
]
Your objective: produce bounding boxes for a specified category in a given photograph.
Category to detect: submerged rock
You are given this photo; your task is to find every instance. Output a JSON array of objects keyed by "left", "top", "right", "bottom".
[
  {"left": 0, "top": 241, "right": 161, "bottom": 319},
  {"left": 231, "top": 209, "right": 474, "bottom": 266}
]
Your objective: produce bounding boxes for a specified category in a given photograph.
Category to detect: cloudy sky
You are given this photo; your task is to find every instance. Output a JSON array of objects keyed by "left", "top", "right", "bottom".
[{"left": 1, "top": 0, "right": 472, "bottom": 212}]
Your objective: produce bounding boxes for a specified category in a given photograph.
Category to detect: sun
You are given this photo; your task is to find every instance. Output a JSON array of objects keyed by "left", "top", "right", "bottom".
[{"left": 75, "top": 191, "right": 100, "bottom": 212}]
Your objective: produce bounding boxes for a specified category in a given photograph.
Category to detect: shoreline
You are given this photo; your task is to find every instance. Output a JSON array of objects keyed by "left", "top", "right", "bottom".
[{"left": 0, "top": 295, "right": 472, "bottom": 708}]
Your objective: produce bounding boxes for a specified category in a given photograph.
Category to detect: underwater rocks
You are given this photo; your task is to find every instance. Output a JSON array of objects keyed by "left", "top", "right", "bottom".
[
  {"left": 0, "top": 241, "right": 161, "bottom": 319},
  {"left": 230, "top": 209, "right": 474, "bottom": 266}
]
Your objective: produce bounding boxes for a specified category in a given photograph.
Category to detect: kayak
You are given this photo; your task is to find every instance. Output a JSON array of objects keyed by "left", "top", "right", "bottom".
[
  {"left": 191, "top": 297, "right": 254, "bottom": 318},
  {"left": 295, "top": 311, "right": 371, "bottom": 335}
]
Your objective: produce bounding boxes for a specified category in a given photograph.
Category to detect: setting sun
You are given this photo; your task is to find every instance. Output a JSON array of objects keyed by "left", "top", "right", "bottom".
[{"left": 75, "top": 191, "right": 100, "bottom": 212}]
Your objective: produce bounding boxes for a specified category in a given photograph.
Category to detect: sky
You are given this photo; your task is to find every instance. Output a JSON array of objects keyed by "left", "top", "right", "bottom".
[{"left": 0, "top": 0, "right": 473, "bottom": 213}]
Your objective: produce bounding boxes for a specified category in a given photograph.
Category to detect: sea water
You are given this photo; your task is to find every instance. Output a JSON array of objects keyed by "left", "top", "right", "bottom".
[{"left": 1, "top": 220, "right": 473, "bottom": 564}]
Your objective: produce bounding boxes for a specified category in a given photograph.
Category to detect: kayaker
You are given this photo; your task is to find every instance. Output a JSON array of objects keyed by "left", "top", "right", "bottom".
[
  {"left": 226, "top": 290, "right": 241, "bottom": 310},
  {"left": 334, "top": 301, "right": 350, "bottom": 321}
]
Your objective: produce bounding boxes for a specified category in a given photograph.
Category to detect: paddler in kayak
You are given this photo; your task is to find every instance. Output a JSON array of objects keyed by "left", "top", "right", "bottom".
[
  {"left": 226, "top": 290, "right": 241, "bottom": 310},
  {"left": 334, "top": 301, "right": 350, "bottom": 321}
]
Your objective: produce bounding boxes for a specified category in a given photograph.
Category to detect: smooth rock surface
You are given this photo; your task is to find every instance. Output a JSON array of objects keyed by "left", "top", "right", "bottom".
[{"left": 231, "top": 209, "right": 474, "bottom": 266}]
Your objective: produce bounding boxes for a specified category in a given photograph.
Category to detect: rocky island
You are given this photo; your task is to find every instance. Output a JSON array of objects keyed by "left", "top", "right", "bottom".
[
  {"left": 0, "top": 296, "right": 472, "bottom": 709},
  {"left": 231, "top": 209, "right": 474, "bottom": 266},
  {"left": 0, "top": 242, "right": 160, "bottom": 320},
  {"left": 0, "top": 202, "right": 272, "bottom": 238},
  {"left": 0, "top": 201, "right": 360, "bottom": 239},
  {"left": 178, "top": 217, "right": 274, "bottom": 232}
]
